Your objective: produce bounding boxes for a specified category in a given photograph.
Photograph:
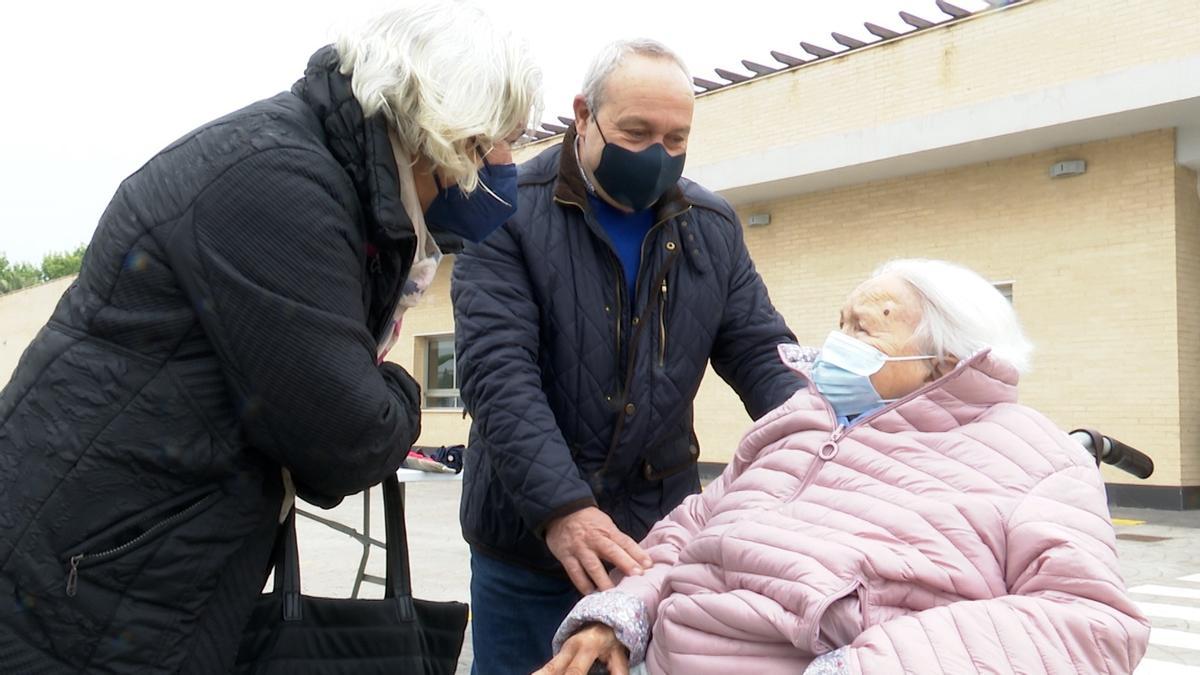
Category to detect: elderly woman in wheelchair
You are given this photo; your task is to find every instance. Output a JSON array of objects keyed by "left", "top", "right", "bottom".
[{"left": 538, "top": 258, "right": 1150, "bottom": 675}]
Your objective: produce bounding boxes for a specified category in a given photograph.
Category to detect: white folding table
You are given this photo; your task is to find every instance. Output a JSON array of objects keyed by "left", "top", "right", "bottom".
[{"left": 294, "top": 467, "right": 463, "bottom": 597}]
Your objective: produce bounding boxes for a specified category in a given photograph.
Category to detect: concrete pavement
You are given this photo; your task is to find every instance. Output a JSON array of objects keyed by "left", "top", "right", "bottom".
[{"left": 1111, "top": 507, "right": 1200, "bottom": 674}]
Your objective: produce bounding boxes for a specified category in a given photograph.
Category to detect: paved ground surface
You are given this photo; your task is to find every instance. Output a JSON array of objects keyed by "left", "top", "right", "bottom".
[
  {"left": 1109, "top": 506, "right": 1200, "bottom": 674},
  {"left": 294, "top": 481, "right": 1200, "bottom": 674}
]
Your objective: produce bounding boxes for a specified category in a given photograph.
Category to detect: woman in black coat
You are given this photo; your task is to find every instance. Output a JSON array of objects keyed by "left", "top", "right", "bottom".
[{"left": 0, "top": 3, "right": 540, "bottom": 671}]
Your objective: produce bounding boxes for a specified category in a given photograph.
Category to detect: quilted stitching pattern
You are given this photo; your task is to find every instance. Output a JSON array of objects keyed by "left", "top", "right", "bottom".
[
  {"left": 452, "top": 139, "right": 800, "bottom": 572},
  {"left": 0, "top": 48, "right": 424, "bottom": 671},
  {"left": 604, "top": 352, "right": 1149, "bottom": 674}
]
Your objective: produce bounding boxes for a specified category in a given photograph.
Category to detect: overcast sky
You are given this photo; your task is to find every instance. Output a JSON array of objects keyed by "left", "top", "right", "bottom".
[{"left": 0, "top": 0, "right": 989, "bottom": 264}]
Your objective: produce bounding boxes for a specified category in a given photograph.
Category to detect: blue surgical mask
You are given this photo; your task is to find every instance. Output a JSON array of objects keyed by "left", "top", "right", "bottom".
[
  {"left": 423, "top": 161, "right": 518, "bottom": 243},
  {"left": 811, "top": 331, "right": 936, "bottom": 419}
]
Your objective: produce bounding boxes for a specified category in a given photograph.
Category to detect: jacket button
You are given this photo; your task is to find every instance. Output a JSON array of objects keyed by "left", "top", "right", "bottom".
[
  {"left": 665, "top": 241, "right": 677, "bottom": 251},
  {"left": 624, "top": 403, "right": 636, "bottom": 416},
  {"left": 604, "top": 305, "right": 611, "bottom": 313},
  {"left": 632, "top": 317, "right": 639, "bottom": 326}
]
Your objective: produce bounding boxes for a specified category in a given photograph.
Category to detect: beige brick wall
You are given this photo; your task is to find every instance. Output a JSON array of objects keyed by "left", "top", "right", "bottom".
[
  {"left": 0, "top": 276, "right": 73, "bottom": 385},
  {"left": 516, "top": 0, "right": 1200, "bottom": 168},
  {"left": 1176, "top": 164, "right": 1200, "bottom": 485},
  {"left": 382, "top": 257, "right": 467, "bottom": 448},
  {"left": 693, "top": 130, "right": 1184, "bottom": 486},
  {"left": 688, "top": 0, "right": 1199, "bottom": 168}
]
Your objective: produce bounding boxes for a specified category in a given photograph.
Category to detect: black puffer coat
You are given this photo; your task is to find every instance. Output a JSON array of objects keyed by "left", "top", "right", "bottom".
[
  {"left": 0, "top": 47, "right": 426, "bottom": 673},
  {"left": 453, "top": 129, "right": 802, "bottom": 574}
]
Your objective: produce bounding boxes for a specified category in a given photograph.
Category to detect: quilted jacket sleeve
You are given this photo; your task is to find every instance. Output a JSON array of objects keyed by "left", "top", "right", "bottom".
[
  {"left": 180, "top": 147, "right": 422, "bottom": 501},
  {"left": 452, "top": 224, "right": 596, "bottom": 535},
  {"left": 845, "top": 464, "right": 1150, "bottom": 674},
  {"left": 708, "top": 212, "right": 800, "bottom": 420}
]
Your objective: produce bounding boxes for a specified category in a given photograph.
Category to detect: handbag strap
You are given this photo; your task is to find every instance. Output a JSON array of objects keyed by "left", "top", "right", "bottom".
[
  {"left": 271, "top": 510, "right": 304, "bottom": 621},
  {"left": 380, "top": 474, "right": 417, "bottom": 621},
  {"left": 269, "top": 474, "right": 416, "bottom": 622}
]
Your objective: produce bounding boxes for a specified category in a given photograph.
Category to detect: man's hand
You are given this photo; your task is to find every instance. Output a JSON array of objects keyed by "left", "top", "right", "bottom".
[
  {"left": 545, "top": 507, "right": 653, "bottom": 594},
  {"left": 533, "top": 624, "right": 628, "bottom": 675}
]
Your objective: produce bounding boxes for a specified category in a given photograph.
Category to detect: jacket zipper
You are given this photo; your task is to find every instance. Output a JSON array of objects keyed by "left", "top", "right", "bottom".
[
  {"left": 614, "top": 266, "right": 623, "bottom": 367},
  {"left": 556, "top": 196, "right": 627, "bottom": 383},
  {"left": 554, "top": 195, "right": 691, "bottom": 484},
  {"left": 65, "top": 494, "right": 217, "bottom": 598},
  {"left": 658, "top": 278, "right": 668, "bottom": 367},
  {"left": 597, "top": 207, "right": 689, "bottom": 481},
  {"left": 597, "top": 248, "right": 681, "bottom": 480},
  {"left": 554, "top": 197, "right": 690, "bottom": 390},
  {"left": 788, "top": 356, "right": 984, "bottom": 502},
  {"left": 790, "top": 422, "right": 846, "bottom": 500}
]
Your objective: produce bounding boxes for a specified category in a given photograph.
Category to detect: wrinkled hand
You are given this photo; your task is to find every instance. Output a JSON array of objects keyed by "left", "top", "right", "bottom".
[
  {"left": 545, "top": 507, "right": 652, "bottom": 594},
  {"left": 533, "top": 624, "right": 628, "bottom": 675}
]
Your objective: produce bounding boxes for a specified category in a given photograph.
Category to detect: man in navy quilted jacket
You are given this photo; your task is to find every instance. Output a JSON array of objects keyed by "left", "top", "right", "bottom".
[{"left": 452, "top": 38, "right": 802, "bottom": 674}]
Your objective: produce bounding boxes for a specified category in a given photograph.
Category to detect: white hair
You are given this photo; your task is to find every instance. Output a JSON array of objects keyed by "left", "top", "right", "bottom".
[
  {"left": 582, "top": 38, "right": 692, "bottom": 113},
  {"left": 873, "top": 259, "right": 1034, "bottom": 374},
  {"left": 335, "top": 1, "right": 542, "bottom": 193}
]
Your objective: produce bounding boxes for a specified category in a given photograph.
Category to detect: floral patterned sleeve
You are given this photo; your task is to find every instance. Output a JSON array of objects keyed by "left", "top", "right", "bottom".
[
  {"left": 551, "top": 590, "right": 651, "bottom": 665},
  {"left": 805, "top": 646, "right": 851, "bottom": 674}
]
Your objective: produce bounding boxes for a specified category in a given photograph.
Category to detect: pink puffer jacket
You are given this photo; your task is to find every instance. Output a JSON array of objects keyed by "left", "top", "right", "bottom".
[{"left": 603, "top": 345, "right": 1149, "bottom": 673}]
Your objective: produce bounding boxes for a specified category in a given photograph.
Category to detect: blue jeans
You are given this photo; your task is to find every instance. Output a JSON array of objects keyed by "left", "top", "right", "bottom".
[{"left": 469, "top": 548, "right": 581, "bottom": 675}]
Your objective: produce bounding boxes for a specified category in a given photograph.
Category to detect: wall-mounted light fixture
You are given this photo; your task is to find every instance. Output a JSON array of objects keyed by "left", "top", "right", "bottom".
[
  {"left": 1049, "top": 159, "right": 1086, "bottom": 178},
  {"left": 747, "top": 213, "right": 771, "bottom": 227}
]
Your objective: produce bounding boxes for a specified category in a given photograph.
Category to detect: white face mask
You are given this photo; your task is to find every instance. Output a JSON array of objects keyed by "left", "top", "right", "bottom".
[{"left": 811, "top": 331, "right": 936, "bottom": 418}]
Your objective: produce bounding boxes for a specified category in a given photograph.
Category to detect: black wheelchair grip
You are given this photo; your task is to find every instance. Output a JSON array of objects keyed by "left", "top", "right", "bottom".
[{"left": 1104, "top": 436, "right": 1155, "bottom": 479}]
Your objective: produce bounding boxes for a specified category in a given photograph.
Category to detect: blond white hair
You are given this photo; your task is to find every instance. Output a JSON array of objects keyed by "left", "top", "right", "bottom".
[
  {"left": 874, "top": 259, "right": 1034, "bottom": 374},
  {"left": 336, "top": 1, "right": 542, "bottom": 193}
]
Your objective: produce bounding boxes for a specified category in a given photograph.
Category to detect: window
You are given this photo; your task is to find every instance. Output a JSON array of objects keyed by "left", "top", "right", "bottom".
[
  {"left": 994, "top": 282, "right": 1013, "bottom": 304},
  {"left": 421, "top": 334, "right": 462, "bottom": 409}
]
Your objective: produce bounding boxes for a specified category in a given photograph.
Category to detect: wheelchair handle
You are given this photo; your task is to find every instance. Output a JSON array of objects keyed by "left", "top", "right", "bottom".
[{"left": 1069, "top": 429, "right": 1154, "bottom": 479}]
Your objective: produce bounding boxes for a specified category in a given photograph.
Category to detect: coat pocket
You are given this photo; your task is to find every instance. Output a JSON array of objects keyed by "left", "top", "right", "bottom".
[
  {"left": 62, "top": 487, "right": 221, "bottom": 599},
  {"left": 641, "top": 431, "right": 701, "bottom": 482},
  {"left": 811, "top": 580, "right": 867, "bottom": 655}
]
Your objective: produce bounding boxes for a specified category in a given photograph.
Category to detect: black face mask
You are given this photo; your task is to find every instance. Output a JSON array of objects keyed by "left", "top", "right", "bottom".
[{"left": 590, "top": 115, "right": 686, "bottom": 212}]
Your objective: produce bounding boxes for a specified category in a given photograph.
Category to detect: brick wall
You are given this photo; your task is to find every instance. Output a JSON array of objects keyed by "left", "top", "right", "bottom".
[
  {"left": 1176, "top": 164, "right": 1200, "bottom": 485},
  {"left": 0, "top": 276, "right": 74, "bottom": 384},
  {"left": 515, "top": 0, "right": 1200, "bottom": 169},
  {"left": 381, "top": 257, "right": 465, "bottom": 447}
]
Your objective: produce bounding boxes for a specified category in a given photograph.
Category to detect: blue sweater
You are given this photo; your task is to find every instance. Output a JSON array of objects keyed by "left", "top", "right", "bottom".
[{"left": 589, "top": 193, "right": 653, "bottom": 299}]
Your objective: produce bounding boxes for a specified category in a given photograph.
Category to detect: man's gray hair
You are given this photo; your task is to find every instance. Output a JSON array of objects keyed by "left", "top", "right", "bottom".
[
  {"left": 873, "top": 259, "right": 1034, "bottom": 374},
  {"left": 582, "top": 38, "right": 692, "bottom": 113},
  {"left": 335, "top": 1, "right": 542, "bottom": 194}
]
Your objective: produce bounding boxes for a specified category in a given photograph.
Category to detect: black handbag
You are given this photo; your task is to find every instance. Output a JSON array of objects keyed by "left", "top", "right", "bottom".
[{"left": 234, "top": 475, "right": 469, "bottom": 674}]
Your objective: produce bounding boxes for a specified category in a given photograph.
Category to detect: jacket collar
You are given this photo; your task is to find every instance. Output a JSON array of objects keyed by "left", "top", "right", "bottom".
[
  {"left": 291, "top": 46, "right": 424, "bottom": 251},
  {"left": 778, "top": 342, "right": 1020, "bottom": 428},
  {"left": 553, "top": 125, "right": 692, "bottom": 224}
]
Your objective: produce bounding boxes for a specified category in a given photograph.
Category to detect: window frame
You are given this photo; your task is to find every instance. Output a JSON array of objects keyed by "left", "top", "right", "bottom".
[{"left": 416, "top": 332, "right": 462, "bottom": 411}]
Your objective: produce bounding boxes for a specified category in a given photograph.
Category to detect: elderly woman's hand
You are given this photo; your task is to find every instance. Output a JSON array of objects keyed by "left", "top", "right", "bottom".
[{"left": 534, "top": 623, "right": 629, "bottom": 675}]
